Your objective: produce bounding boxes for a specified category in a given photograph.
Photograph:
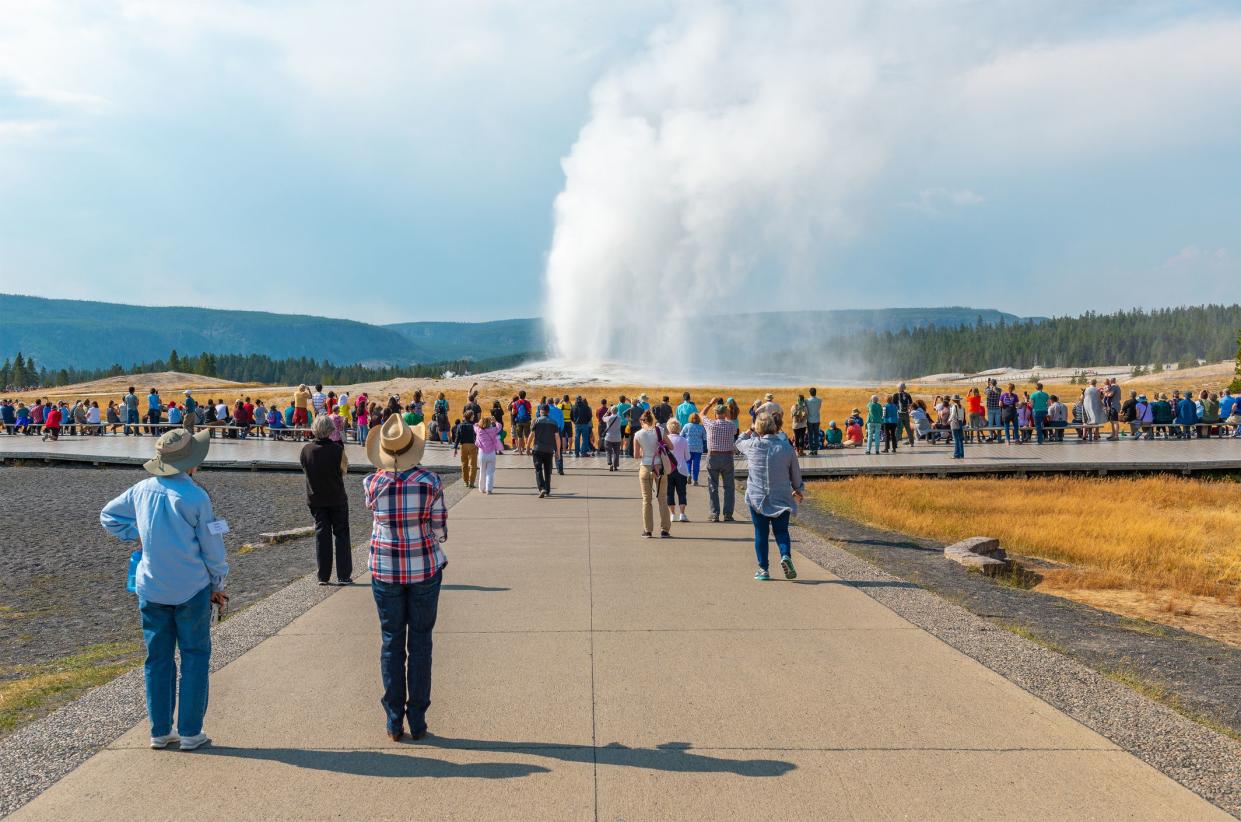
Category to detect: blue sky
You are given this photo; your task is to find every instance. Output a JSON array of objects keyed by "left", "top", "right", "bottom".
[{"left": 1, "top": 1, "right": 1238, "bottom": 326}]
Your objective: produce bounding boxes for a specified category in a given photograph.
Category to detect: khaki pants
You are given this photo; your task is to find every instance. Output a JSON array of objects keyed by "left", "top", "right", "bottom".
[
  {"left": 459, "top": 443, "right": 478, "bottom": 486},
  {"left": 638, "top": 464, "right": 671, "bottom": 534},
  {"left": 182, "top": 410, "right": 197, "bottom": 433}
]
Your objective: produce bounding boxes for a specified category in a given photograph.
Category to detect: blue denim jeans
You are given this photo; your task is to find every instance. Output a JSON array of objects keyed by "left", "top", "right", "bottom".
[
  {"left": 1003, "top": 411, "right": 1019, "bottom": 443},
  {"left": 952, "top": 427, "right": 965, "bottom": 458},
  {"left": 865, "top": 423, "right": 881, "bottom": 453},
  {"left": 372, "top": 572, "right": 442, "bottom": 735},
  {"left": 686, "top": 451, "right": 702, "bottom": 483},
  {"left": 574, "top": 424, "right": 592, "bottom": 456},
  {"left": 139, "top": 584, "right": 212, "bottom": 737},
  {"left": 357, "top": 423, "right": 369, "bottom": 445},
  {"left": 1033, "top": 411, "right": 1048, "bottom": 444},
  {"left": 749, "top": 507, "right": 791, "bottom": 572},
  {"left": 124, "top": 408, "right": 139, "bottom": 435}
]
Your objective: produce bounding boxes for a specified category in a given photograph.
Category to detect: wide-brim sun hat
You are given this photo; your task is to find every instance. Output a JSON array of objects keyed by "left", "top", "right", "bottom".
[
  {"left": 144, "top": 428, "right": 211, "bottom": 477},
  {"left": 366, "top": 414, "right": 426, "bottom": 472}
]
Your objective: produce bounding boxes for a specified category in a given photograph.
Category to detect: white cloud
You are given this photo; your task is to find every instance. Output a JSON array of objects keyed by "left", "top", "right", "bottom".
[{"left": 902, "top": 188, "right": 985, "bottom": 215}]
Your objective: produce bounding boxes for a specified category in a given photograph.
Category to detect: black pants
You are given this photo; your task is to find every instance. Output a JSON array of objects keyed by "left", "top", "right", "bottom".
[
  {"left": 533, "top": 451, "right": 553, "bottom": 492},
  {"left": 310, "top": 504, "right": 352, "bottom": 583},
  {"left": 666, "top": 472, "right": 688, "bottom": 506},
  {"left": 606, "top": 441, "right": 621, "bottom": 469},
  {"left": 882, "top": 423, "right": 898, "bottom": 451}
]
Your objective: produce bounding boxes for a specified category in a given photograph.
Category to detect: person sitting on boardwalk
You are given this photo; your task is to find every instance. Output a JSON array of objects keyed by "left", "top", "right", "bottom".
[
  {"left": 100, "top": 428, "right": 229, "bottom": 751},
  {"left": 362, "top": 415, "right": 447, "bottom": 743},
  {"left": 735, "top": 411, "right": 804, "bottom": 581}
]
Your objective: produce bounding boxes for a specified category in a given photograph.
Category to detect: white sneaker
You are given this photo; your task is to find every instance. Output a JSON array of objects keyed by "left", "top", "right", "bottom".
[
  {"left": 178, "top": 733, "right": 211, "bottom": 751},
  {"left": 678, "top": 513, "right": 689, "bottom": 522},
  {"left": 150, "top": 733, "right": 179, "bottom": 749}
]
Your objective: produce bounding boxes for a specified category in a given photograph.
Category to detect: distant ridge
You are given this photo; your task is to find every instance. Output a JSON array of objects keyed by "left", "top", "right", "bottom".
[{"left": 1, "top": 292, "right": 1035, "bottom": 371}]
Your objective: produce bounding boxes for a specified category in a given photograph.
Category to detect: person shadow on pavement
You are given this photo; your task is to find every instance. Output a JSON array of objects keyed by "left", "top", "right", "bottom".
[{"left": 202, "top": 739, "right": 795, "bottom": 779}]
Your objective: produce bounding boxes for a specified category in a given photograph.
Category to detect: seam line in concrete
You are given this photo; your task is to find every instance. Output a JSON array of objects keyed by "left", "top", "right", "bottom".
[{"left": 586, "top": 468, "right": 600, "bottom": 822}]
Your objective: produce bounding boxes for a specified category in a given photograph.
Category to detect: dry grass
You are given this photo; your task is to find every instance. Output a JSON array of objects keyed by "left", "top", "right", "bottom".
[
  {"left": 0, "top": 641, "right": 144, "bottom": 736},
  {"left": 808, "top": 474, "right": 1241, "bottom": 601},
  {"left": 807, "top": 475, "right": 1241, "bottom": 645}
]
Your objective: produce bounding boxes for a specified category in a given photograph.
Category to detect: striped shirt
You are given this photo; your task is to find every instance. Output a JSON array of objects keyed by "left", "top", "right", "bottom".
[
  {"left": 363, "top": 467, "right": 448, "bottom": 584},
  {"left": 702, "top": 417, "right": 738, "bottom": 452}
]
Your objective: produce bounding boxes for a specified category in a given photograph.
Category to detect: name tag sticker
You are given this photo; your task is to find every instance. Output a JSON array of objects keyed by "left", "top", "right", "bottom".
[{"left": 207, "top": 519, "right": 230, "bottom": 535}]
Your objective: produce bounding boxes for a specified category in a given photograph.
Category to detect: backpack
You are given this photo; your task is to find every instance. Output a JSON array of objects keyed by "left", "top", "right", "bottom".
[
  {"left": 515, "top": 400, "right": 530, "bottom": 422},
  {"left": 651, "top": 427, "right": 678, "bottom": 477}
]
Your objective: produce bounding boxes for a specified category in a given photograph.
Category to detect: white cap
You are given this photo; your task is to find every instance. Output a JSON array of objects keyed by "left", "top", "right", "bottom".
[{"left": 184, "top": 390, "right": 192, "bottom": 395}]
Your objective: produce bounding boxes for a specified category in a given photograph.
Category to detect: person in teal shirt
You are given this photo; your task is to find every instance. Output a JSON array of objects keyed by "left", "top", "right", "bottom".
[
  {"left": 865, "top": 395, "right": 883, "bottom": 455},
  {"left": 1030, "top": 382, "right": 1050, "bottom": 444}
]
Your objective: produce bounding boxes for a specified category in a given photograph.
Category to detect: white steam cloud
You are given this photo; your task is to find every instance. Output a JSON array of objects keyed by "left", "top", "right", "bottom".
[{"left": 542, "top": 2, "right": 1241, "bottom": 380}]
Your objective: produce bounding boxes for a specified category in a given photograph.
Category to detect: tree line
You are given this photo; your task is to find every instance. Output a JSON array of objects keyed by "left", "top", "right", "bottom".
[
  {"left": 1, "top": 350, "right": 540, "bottom": 391},
  {"left": 836, "top": 304, "right": 1241, "bottom": 379}
]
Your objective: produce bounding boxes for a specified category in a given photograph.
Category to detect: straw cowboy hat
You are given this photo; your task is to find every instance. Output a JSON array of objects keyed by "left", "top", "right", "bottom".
[
  {"left": 366, "top": 414, "right": 426, "bottom": 472},
  {"left": 144, "top": 428, "right": 211, "bottom": 477}
]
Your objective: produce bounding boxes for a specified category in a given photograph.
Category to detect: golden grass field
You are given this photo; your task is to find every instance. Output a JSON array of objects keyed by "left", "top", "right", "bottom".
[{"left": 807, "top": 475, "right": 1241, "bottom": 645}]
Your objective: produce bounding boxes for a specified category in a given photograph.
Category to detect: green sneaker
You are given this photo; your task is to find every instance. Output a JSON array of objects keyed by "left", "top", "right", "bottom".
[
  {"left": 780, "top": 556, "right": 797, "bottom": 580},
  {"left": 754, "top": 568, "right": 770, "bottom": 581}
]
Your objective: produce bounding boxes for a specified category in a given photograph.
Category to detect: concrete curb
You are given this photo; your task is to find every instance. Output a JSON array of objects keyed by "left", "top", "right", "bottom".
[
  {"left": 791, "top": 525, "right": 1241, "bottom": 819},
  {"left": 0, "top": 473, "right": 468, "bottom": 819}
]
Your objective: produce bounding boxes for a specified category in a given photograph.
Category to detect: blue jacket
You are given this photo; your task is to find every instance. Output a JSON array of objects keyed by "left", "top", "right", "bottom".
[
  {"left": 1176, "top": 398, "right": 1198, "bottom": 424},
  {"left": 883, "top": 402, "right": 899, "bottom": 424}
]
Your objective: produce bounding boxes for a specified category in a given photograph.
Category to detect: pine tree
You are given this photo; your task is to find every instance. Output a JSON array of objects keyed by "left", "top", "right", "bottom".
[
  {"left": 0, "top": 358, "right": 10, "bottom": 388},
  {"left": 168, "top": 350, "right": 181, "bottom": 372},
  {"left": 1232, "top": 329, "right": 1241, "bottom": 393}
]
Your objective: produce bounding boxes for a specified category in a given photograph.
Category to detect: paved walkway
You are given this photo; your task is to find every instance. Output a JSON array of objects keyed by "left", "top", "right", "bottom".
[
  {"left": 11, "top": 468, "right": 1230, "bottom": 820},
  {"left": 2, "top": 433, "right": 1238, "bottom": 476}
]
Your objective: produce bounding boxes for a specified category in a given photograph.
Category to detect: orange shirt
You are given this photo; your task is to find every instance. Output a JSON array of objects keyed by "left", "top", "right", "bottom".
[{"left": 966, "top": 395, "right": 983, "bottom": 415}]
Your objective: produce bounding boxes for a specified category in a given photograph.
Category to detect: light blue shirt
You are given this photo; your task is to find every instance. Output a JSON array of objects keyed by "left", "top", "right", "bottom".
[
  {"left": 734, "top": 432, "right": 804, "bottom": 518},
  {"left": 675, "top": 401, "right": 698, "bottom": 426},
  {"left": 100, "top": 474, "right": 229, "bottom": 605},
  {"left": 547, "top": 405, "right": 565, "bottom": 427}
]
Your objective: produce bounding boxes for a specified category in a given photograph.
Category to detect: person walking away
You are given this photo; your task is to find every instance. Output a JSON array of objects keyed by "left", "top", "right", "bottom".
[
  {"left": 865, "top": 394, "right": 883, "bottom": 455},
  {"left": 356, "top": 402, "right": 370, "bottom": 445},
  {"left": 529, "top": 405, "right": 561, "bottom": 497},
  {"left": 571, "top": 395, "right": 594, "bottom": 457},
  {"left": 301, "top": 415, "right": 353, "bottom": 586},
  {"left": 362, "top": 415, "right": 446, "bottom": 742},
  {"left": 894, "top": 383, "right": 914, "bottom": 447},
  {"left": 454, "top": 411, "right": 479, "bottom": 488},
  {"left": 1031, "top": 382, "right": 1051, "bottom": 444},
  {"left": 949, "top": 395, "right": 966, "bottom": 459},
  {"left": 791, "top": 395, "right": 809, "bottom": 456},
  {"left": 475, "top": 414, "right": 502, "bottom": 494},
  {"left": 546, "top": 400, "right": 566, "bottom": 475},
  {"left": 433, "top": 393, "right": 450, "bottom": 444},
  {"left": 633, "top": 410, "right": 672, "bottom": 538},
  {"left": 626, "top": 400, "right": 644, "bottom": 459},
  {"left": 681, "top": 412, "right": 706, "bottom": 484},
  {"left": 735, "top": 411, "right": 804, "bottom": 581},
  {"left": 601, "top": 405, "right": 623, "bottom": 471},
  {"left": 511, "top": 391, "right": 532, "bottom": 455},
  {"left": 675, "top": 392, "right": 698, "bottom": 427},
  {"left": 702, "top": 403, "right": 738, "bottom": 522},
  {"left": 654, "top": 396, "right": 674, "bottom": 426},
  {"left": 665, "top": 419, "right": 692, "bottom": 521},
  {"left": 615, "top": 395, "right": 632, "bottom": 455},
  {"left": 100, "top": 428, "right": 228, "bottom": 751}
]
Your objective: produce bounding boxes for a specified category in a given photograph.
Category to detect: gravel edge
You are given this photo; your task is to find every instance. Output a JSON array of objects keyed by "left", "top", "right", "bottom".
[
  {"left": 0, "top": 473, "right": 467, "bottom": 818},
  {"left": 791, "top": 525, "right": 1241, "bottom": 819}
]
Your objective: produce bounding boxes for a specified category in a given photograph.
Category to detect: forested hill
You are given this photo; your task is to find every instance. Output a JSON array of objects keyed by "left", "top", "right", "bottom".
[{"left": 837, "top": 305, "right": 1241, "bottom": 378}]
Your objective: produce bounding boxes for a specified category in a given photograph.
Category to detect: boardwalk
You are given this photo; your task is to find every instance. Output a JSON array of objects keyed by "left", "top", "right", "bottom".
[
  {"left": 9, "top": 468, "right": 1229, "bottom": 820},
  {"left": 1, "top": 433, "right": 1238, "bottom": 476}
]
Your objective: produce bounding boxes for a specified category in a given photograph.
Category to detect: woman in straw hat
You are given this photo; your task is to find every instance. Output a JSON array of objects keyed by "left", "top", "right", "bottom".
[
  {"left": 100, "top": 428, "right": 229, "bottom": 751},
  {"left": 362, "top": 415, "right": 448, "bottom": 742}
]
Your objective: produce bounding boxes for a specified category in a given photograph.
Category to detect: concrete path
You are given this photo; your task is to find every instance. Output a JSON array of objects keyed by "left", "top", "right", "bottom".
[
  {"left": 3, "top": 432, "right": 1238, "bottom": 477},
  {"left": 11, "top": 468, "right": 1229, "bottom": 820}
]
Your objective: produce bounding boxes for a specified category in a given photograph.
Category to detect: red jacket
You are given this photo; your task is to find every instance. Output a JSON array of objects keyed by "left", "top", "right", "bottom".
[{"left": 46, "top": 408, "right": 62, "bottom": 428}]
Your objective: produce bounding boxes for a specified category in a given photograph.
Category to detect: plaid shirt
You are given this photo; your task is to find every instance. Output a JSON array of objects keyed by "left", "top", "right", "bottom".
[
  {"left": 363, "top": 467, "right": 448, "bottom": 584},
  {"left": 702, "top": 417, "right": 738, "bottom": 452}
]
